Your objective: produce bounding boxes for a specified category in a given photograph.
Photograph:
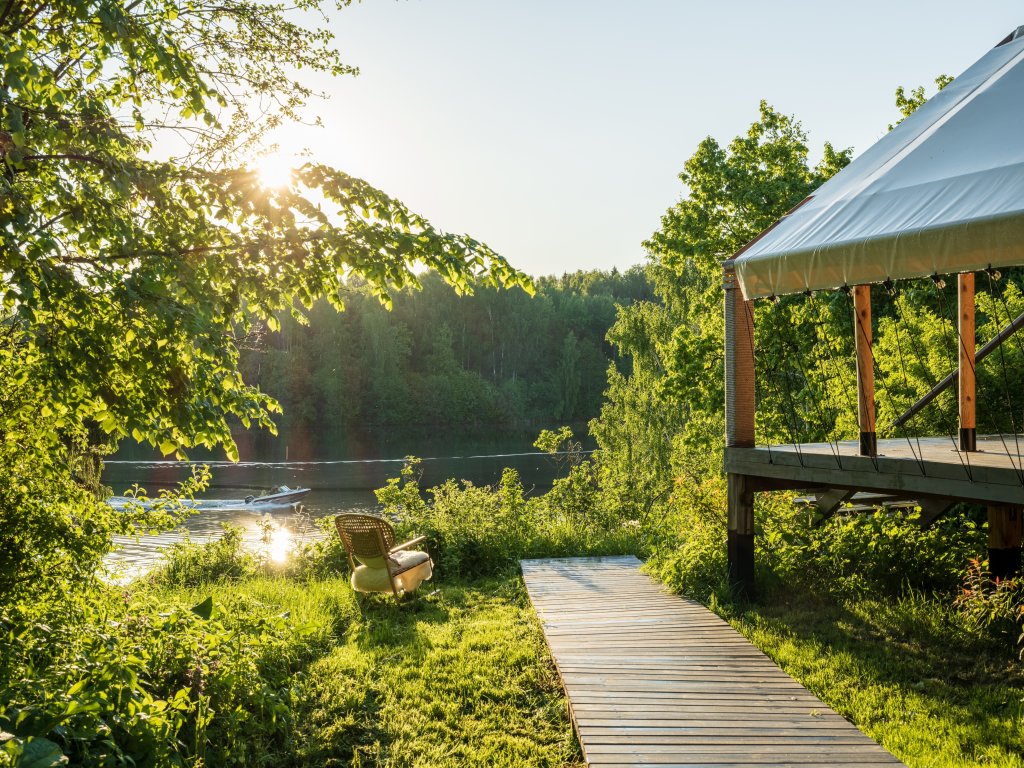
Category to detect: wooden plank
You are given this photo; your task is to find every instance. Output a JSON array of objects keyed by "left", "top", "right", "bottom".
[
  {"left": 522, "top": 557, "right": 904, "bottom": 767},
  {"left": 724, "top": 435, "right": 1024, "bottom": 505}
]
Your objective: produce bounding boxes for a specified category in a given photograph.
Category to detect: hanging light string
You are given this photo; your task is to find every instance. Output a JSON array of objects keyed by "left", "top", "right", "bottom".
[
  {"left": 923, "top": 275, "right": 977, "bottom": 481},
  {"left": 869, "top": 279, "right": 929, "bottom": 476},
  {"left": 742, "top": 297, "right": 776, "bottom": 465}
]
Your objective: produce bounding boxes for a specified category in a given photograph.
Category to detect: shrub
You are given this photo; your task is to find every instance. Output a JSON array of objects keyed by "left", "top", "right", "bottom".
[
  {"left": 374, "top": 458, "right": 642, "bottom": 580},
  {"left": 0, "top": 586, "right": 317, "bottom": 767},
  {"left": 146, "top": 524, "right": 262, "bottom": 587},
  {"left": 760, "top": 499, "right": 986, "bottom": 599},
  {"left": 954, "top": 558, "right": 1024, "bottom": 650}
]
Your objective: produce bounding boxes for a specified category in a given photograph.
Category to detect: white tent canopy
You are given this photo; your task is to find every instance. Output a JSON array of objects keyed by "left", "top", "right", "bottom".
[{"left": 734, "top": 25, "right": 1024, "bottom": 300}]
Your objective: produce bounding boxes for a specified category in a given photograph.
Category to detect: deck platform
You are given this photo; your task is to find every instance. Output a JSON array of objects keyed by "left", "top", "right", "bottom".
[
  {"left": 725, "top": 434, "right": 1024, "bottom": 505},
  {"left": 521, "top": 556, "right": 903, "bottom": 767}
]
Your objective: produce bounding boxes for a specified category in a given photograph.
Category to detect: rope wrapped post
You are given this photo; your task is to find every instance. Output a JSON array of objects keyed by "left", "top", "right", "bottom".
[
  {"left": 853, "top": 285, "right": 877, "bottom": 457},
  {"left": 959, "top": 272, "right": 977, "bottom": 451},
  {"left": 988, "top": 505, "right": 1022, "bottom": 579},
  {"left": 723, "top": 260, "right": 755, "bottom": 598}
]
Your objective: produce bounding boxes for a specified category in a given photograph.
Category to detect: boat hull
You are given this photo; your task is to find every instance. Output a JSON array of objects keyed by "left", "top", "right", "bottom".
[{"left": 247, "top": 488, "right": 311, "bottom": 505}]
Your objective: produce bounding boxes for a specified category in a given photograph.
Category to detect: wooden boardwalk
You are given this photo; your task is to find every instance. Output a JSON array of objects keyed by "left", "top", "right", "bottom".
[{"left": 521, "top": 556, "right": 904, "bottom": 767}]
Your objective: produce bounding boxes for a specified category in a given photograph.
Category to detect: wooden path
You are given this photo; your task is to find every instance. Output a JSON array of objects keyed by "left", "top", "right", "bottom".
[{"left": 521, "top": 556, "right": 903, "bottom": 767}]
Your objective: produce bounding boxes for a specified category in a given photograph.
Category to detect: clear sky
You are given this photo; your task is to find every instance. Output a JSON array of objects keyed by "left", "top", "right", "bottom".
[{"left": 270, "top": 1, "right": 1023, "bottom": 277}]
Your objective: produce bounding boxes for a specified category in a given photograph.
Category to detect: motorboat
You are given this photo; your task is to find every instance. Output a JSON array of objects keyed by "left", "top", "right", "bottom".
[
  {"left": 244, "top": 485, "right": 310, "bottom": 505},
  {"left": 108, "top": 485, "right": 310, "bottom": 511}
]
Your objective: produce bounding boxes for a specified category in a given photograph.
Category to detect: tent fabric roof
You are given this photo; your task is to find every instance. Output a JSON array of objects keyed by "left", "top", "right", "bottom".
[{"left": 734, "top": 26, "right": 1024, "bottom": 300}]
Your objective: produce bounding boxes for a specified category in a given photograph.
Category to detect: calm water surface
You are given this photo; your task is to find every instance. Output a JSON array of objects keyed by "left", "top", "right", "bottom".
[{"left": 103, "top": 430, "right": 575, "bottom": 578}]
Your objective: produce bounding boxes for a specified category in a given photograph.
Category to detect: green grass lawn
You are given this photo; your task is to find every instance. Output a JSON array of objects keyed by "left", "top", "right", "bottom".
[
  {"left": 148, "top": 565, "right": 1022, "bottom": 768},
  {"left": 723, "top": 590, "right": 1024, "bottom": 768},
  {"left": 161, "top": 575, "right": 580, "bottom": 767}
]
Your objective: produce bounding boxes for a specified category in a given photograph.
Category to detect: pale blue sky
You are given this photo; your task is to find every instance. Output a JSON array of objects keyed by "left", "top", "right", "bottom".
[{"left": 271, "top": 1, "right": 1022, "bottom": 276}]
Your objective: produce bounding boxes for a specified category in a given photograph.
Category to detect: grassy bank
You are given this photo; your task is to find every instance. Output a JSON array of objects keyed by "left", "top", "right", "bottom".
[
  {"left": 724, "top": 591, "right": 1024, "bottom": 768},
  {"left": 643, "top": 496, "right": 1024, "bottom": 768},
  {"left": 156, "top": 575, "right": 578, "bottom": 767}
]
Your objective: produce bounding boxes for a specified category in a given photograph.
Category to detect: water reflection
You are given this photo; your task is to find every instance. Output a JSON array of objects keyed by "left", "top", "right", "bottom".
[
  {"left": 266, "top": 524, "right": 293, "bottom": 564},
  {"left": 103, "top": 443, "right": 570, "bottom": 578},
  {"left": 105, "top": 504, "right": 330, "bottom": 581}
]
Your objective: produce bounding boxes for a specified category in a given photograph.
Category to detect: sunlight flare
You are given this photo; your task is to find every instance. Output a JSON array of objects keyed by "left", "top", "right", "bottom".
[
  {"left": 268, "top": 525, "right": 292, "bottom": 563},
  {"left": 256, "top": 153, "right": 296, "bottom": 189}
]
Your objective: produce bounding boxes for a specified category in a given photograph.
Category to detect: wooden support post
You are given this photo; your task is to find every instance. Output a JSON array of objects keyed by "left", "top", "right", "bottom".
[
  {"left": 727, "top": 473, "right": 755, "bottom": 599},
  {"left": 853, "top": 285, "right": 876, "bottom": 457},
  {"left": 988, "top": 505, "right": 1022, "bottom": 580},
  {"left": 723, "top": 260, "right": 756, "bottom": 598},
  {"left": 724, "top": 262, "right": 755, "bottom": 448},
  {"left": 959, "top": 273, "right": 977, "bottom": 452}
]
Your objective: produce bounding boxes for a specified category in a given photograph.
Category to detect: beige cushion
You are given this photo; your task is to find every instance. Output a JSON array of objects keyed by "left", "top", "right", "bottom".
[
  {"left": 350, "top": 550, "right": 433, "bottom": 594},
  {"left": 388, "top": 549, "right": 430, "bottom": 574}
]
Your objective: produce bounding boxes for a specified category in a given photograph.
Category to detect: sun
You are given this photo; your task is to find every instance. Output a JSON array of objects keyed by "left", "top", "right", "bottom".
[{"left": 256, "top": 152, "right": 295, "bottom": 189}]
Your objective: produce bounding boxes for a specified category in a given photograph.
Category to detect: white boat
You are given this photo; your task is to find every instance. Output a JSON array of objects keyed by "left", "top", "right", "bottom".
[
  {"left": 243, "top": 485, "right": 310, "bottom": 505},
  {"left": 108, "top": 485, "right": 311, "bottom": 511}
]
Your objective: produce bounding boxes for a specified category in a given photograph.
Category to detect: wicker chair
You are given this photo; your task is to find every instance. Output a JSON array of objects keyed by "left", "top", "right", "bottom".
[{"left": 334, "top": 513, "right": 433, "bottom": 598}]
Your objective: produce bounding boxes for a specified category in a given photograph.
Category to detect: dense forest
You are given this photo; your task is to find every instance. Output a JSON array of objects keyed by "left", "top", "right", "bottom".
[{"left": 240, "top": 268, "right": 653, "bottom": 434}]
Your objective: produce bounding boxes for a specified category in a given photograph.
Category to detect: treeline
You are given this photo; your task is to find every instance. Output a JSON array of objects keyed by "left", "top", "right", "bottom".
[{"left": 239, "top": 268, "right": 653, "bottom": 433}]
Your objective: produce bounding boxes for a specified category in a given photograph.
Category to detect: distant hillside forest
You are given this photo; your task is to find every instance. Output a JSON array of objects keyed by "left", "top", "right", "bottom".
[{"left": 239, "top": 268, "right": 653, "bottom": 433}]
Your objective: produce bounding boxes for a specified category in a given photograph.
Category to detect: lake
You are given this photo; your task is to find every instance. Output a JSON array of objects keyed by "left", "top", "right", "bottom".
[{"left": 103, "top": 428, "right": 582, "bottom": 578}]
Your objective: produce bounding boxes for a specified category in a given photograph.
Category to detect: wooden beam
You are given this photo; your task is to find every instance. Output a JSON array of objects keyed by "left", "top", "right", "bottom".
[
  {"left": 959, "top": 273, "right": 977, "bottom": 451},
  {"left": 988, "top": 505, "right": 1022, "bottom": 580},
  {"left": 724, "top": 440, "right": 1024, "bottom": 506},
  {"left": 723, "top": 261, "right": 756, "bottom": 600},
  {"left": 723, "top": 261, "right": 755, "bottom": 448},
  {"left": 918, "top": 498, "right": 956, "bottom": 529},
  {"left": 812, "top": 488, "right": 856, "bottom": 525},
  {"left": 853, "top": 285, "right": 876, "bottom": 456}
]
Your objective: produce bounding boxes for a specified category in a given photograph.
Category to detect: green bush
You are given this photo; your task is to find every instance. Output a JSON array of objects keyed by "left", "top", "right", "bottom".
[
  {"left": 146, "top": 524, "right": 262, "bottom": 587},
  {"left": 760, "top": 498, "right": 986, "bottom": 599},
  {"left": 638, "top": 459, "right": 988, "bottom": 606},
  {"left": 0, "top": 587, "right": 319, "bottom": 767},
  {"left": 954, "top": 558, "right": 1024, "bottom": 650},
  {"left": 375, "top": 458, "right": 642, "bottom": 580}
]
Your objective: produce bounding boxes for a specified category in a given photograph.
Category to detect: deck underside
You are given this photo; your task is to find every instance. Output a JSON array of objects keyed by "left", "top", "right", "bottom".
[
  {"left": 726, "top": 434, "right": 1024, "bottom": 505},
  {"left": 521, "top": 556, "right": 904, "bottom": 767}
]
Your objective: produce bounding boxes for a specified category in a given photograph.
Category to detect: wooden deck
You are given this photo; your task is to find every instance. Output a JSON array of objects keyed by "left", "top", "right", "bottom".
[
  {"left": 725, "top": 434, "right": 1024, "bottom": 505},
  {"left": 521, "top": 556, "right": 904, "bottom": 767}
]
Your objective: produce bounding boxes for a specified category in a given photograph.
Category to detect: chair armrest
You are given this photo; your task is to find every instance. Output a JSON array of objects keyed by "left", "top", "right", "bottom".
[{"left": 390, "top": 535, "right": 427, "bottom": 553}]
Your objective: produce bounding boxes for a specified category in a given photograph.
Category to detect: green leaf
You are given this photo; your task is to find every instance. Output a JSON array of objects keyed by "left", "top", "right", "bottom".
[
  {"left": 191, "top": 596, "right": 214, "bottom": 620},
  {"left": 15, "top": 738, "right": 67, "bottom": 768}
]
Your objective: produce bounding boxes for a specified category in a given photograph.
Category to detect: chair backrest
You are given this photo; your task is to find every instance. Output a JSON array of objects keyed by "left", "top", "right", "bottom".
[{"left": 335, "top": 513, "right": 396, "bottom": 568}]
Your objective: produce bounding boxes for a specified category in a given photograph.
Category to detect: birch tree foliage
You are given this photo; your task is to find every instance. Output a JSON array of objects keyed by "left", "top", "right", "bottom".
[
  {"left": 0, "top": 0, "right": 532, "bottom": 459},
  {"left": 591, "top": 103, "right": 851, "bottom": 520}
]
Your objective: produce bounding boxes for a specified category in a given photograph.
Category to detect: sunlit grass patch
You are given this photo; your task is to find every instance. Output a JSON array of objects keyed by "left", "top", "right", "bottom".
[
  {"left": 142, "top": 572, "right": 579, "bottom": 767},
  {"left": 726, "top": 592, "right": 1024, "bottom": 768},
  {"left": 293, "top": 579, "right": 580, "bottom": 767}
]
